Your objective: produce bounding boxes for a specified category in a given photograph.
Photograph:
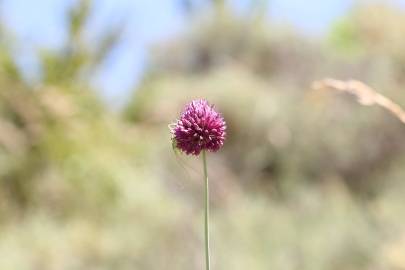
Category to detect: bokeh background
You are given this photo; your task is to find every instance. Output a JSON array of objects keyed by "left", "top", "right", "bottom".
[{"left": 1, "top": 0, "right": 405, "bottom": 269}]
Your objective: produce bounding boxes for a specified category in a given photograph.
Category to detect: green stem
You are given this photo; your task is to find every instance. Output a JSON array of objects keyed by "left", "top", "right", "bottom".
[{"left": 202, "top": 150, "right": 210, "bottom": 270}]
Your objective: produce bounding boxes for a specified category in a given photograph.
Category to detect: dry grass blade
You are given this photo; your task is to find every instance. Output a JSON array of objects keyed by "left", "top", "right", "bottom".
[{"left": 312, "top": 78, "right": 405, "bottom": 124}]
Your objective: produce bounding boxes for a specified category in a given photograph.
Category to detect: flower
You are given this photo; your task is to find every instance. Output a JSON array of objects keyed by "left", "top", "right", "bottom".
[{"left": 171, "top": 99, "right": 226, "bottom": 155}]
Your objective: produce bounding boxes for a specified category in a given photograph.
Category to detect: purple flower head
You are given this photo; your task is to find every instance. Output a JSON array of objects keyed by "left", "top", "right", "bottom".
[{"left": 171, "top": 99, "right": 226, "bottom": 155}]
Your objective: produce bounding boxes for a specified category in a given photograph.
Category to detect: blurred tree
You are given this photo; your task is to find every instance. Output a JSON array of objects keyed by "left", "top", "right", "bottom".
[
  {"left": 0, "top": 0, "right": 126, "bottom": 214},
  {"left": 329, "top": 3, "right": 405, "bottom": 82},
  {"left": 41, "top": 0, "right": 124, "bottom": 86}
]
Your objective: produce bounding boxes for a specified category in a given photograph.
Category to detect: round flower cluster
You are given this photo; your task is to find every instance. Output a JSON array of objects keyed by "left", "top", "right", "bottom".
[{"left": 171, "top": 99, "right": 226, "bottom": 155}]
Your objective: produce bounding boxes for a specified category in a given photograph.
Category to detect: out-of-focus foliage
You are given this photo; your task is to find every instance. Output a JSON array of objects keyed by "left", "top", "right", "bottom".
[
  {"left": 0, "top": 0, "right": 126, "bottom": 215},
  {"left": 126, "top": 3, "right": 405, "bottom": 196},
  {"left": 328, "top": 4, "right": 405, "bottom": 82},
  {"left": 1, "top": 1, "right": 405, "bottom": 269},
  {"left": 41, "top": 0, "right": 123, "bottom": 85}
]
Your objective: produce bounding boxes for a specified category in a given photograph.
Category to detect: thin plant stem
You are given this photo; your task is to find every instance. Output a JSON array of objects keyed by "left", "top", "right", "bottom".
[{"left": 202, "top": 150, "right": 210, "bottom": 270}]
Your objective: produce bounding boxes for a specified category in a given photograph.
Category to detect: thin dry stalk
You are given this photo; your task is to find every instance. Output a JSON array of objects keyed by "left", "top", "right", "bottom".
[{"left": 312, "top": 78, "right": 405, "bottom": 124}]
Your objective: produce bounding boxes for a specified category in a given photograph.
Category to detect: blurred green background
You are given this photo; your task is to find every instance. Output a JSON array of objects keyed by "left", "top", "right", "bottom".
[{"left": 1, "top": 0, "right": 405, "bottom": 269}]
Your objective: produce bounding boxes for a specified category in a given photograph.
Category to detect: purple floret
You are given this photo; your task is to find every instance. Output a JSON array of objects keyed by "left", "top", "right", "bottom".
[{"left": 171, "top": 99, "right": 226, "bottom": 155}]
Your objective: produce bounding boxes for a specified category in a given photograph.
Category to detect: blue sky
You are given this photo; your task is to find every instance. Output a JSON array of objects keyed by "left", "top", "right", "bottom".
[{"left": 1, "top": 0, "right": 404, "bottom": 106}]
